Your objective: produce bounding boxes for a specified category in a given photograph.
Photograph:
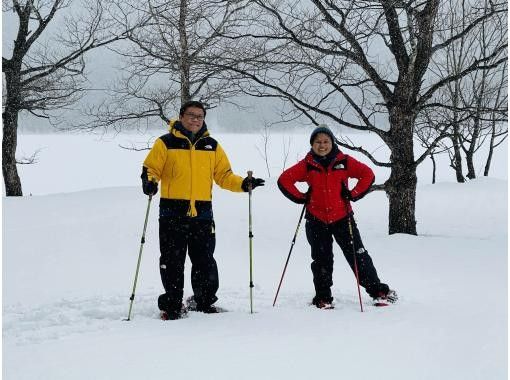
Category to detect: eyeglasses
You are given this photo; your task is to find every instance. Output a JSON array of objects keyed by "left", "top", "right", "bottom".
[{"left": 184, "top": 112, "right": 205, "bottom": 121}]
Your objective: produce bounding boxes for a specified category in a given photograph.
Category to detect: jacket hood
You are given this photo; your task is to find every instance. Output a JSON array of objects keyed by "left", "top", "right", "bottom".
[{"left": 168, "top": 118, "right": 178, "bottom": 131}]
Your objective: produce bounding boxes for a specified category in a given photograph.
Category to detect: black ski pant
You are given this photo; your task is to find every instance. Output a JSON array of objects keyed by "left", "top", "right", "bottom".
[
  {"left": 157, "top": 217, "right": 218, "bottom": 313},
  {"left": 305, "top": 215, "right": 387, "bottom": 302}
]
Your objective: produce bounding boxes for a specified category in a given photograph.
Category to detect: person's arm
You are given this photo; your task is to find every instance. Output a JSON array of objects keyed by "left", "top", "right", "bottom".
[
  {"left": 277, "top": 160, "right": 308, "bottom": 204},
  {"left": 213, "top": 143, "right": 245, "bottom": 192},
  {"left": 344, "top": 156, "right": 375, "bottom": 201},
  {"left": 142, "top": 138, "right": 167, "bottom": 182},
  {"left": 140, "top": 138, "right": 167, "bottom": 195}
]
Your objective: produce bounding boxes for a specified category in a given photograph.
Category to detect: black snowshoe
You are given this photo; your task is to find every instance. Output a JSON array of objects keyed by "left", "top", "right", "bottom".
[{"left": 185, "top": 295, "right": 227, "bottom": 314}]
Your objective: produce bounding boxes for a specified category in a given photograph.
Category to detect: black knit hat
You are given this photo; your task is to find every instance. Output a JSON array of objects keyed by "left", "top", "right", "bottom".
[{"left": 310, "top": 125, "right": 336, "bottom": 145}]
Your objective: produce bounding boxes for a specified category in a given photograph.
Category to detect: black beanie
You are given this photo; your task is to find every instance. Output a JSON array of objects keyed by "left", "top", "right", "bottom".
[{"left": 310, "top": 125, "right": 336, "bottom": 145}]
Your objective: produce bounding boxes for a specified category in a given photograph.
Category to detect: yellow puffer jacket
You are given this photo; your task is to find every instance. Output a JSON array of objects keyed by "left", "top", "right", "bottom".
[{"left": 143, "top": 121, "right": 244, "bottom": 218}]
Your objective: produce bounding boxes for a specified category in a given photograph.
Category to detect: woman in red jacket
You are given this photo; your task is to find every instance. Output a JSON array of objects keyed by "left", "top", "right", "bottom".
[{"left": 278, "top": 126, "right": 397, "bottom": 309}]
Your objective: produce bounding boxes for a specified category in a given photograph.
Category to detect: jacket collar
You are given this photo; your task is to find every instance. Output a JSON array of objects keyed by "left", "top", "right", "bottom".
[
  {"left": 305, "top": 146, "right": 345, "bottom": 170},
  {"left": 172, "top": 121, "right": 209, "bottom": 143}
]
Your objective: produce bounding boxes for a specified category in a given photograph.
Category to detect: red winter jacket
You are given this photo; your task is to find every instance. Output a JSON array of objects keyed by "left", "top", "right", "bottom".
[{"left": 278, "top": 150, "right": 375, "bottom": 224}]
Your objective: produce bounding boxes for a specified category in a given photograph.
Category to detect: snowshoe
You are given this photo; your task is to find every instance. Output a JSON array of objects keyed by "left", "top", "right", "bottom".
[
  {"left": 185, "top": 295, "right": 198, "bottom": 311},
  {"left": 197, "top": 304, "right": 220, "bottom": 314},
  {"left": 317, "top": 301, "right": 334, "bottom": 310},
  {"left": 372, "top": 289, "right": 398, "bottom": 307},
  {"left": 185, "top": 296, "right": 227, "bottom": 314},
  {"left": 312, "top": 298, "right": 335, "bottom": 310},
  {"left": 160, "top": 304, "right": 187, "bottom": 320}
]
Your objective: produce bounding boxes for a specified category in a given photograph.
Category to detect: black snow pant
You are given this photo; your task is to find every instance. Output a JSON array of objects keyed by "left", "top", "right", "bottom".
[
  {"left": 305, "top": 215, "right": 388, "bottom": 302},
  {"left": 157, "top": 217, "right": 218, "bottom": 313}
]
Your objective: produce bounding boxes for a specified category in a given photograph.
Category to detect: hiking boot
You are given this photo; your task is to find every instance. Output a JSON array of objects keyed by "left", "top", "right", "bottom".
[
  {"left": 317, "top": 300, "right": 334, "bottom": 309},
  {"left": 196, "top": 304, "right": 219, "bottom": 314},
  {"left": 160, "top": 304, "right": 187, "bottom": 320},
  {"left": 373, "top": 289, "right": 398, "bottom": 307},
  {"left": 186, "top": 294, "right": 220, "bottom": 314},
  {"left": 312, "top": 298, "right": 334, "bottom": 309}
]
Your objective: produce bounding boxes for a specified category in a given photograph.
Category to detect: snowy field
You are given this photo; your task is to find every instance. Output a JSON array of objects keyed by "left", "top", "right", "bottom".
[{"left": 3, "top": 130, "right": 508, "bottom": 379}]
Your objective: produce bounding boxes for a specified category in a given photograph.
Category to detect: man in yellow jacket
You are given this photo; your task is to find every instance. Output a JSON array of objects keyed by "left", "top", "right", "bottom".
[{"left": 141, "top": 100, "right": 264, "bottom": 320}]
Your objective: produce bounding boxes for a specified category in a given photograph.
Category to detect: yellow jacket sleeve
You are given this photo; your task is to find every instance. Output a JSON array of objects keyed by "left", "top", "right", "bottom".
[
  {"left": 143, "top": 138, "right": 167, "bottom": 182},
  {"left": 214, "top": 143, "right": 244, "bottom": 192}
]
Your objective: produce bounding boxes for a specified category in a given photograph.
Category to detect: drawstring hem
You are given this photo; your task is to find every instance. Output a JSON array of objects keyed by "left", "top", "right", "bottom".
[{"left": 186, "top": 201, "right": 198, "bottom": 217}]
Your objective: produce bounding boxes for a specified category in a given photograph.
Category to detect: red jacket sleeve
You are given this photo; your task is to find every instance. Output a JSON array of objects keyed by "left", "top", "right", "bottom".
[
  {"left": 346, "top": 155, "right": 375, "bottom": 201},
  {"left": 277, "top": 159, "right": 308, "bottom": 204}
]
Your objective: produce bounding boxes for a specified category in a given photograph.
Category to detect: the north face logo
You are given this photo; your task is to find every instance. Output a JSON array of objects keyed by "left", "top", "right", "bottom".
[
  {"left": 333, "top": 163, "right": 345, "bottom": 169},
  {"left": 204, "top": 145, "right": 213, "bottom": 150}
]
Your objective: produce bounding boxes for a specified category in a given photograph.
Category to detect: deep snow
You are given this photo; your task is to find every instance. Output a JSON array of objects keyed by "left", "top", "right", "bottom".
[{"left": 2, "top": 132, "right": 508, "bottom": 380}]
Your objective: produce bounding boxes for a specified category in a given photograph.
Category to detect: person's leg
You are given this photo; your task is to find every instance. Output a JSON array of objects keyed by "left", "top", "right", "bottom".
[
  {"left": 187, "top": 219, "right": 219, "bottom": 309},
  {"left": 332, "top": 216, "right": 389, "bottom": 298},
  {"left": 158, "top": 218, "right": 188, "bottom": 314},
  {"left": 305, "top": 219, "right": 334, "bottom": 304}
]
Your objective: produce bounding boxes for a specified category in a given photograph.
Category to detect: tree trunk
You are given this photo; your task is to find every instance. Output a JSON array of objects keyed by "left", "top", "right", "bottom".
[
  {"left": 386, "top": 109, "right": 417, "bottom": 235},
  {"left": 451, "top": 120, "right": 465, "bottom": 183},
  {"left": 178, "top": 0, "right": 191, "bottom": 104},
  {"left": 484, "top": 140, "right": 494, "bottom": 176},
  {"left": 465, "top": 151, "right": 476, "bottom": 179},
  {"left": 387, "top": 164, "right": 417, "bottom": 235},
  {"left": 2, "top": 59, "right": 23, "bottom": 196},
  {"left": 484, "top": 120, "right": 496, "bottom": 176},
  {"left": 466, "top": 113, "right": 481, "bottom": 180},
  {"left": 2, "top": 106, "right": 22, "bottom": 196},
  {"left": 430, "top": 153, "right": 436, "bottom": 184}
]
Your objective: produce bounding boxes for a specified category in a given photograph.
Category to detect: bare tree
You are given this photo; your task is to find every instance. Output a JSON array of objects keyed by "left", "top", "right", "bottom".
[
  {"left": 281, "top": 134, "right": 292, "bottom": 172},
  {"left": 461, "top": 2, "right": 508, "bottom": 179},
  {"left": 428, "top": 0, "right": 474, "bottom": 183},
  {"left": 423, "top": 0, "right": 508, "bottom": 182},
  {"left": 417, "top": 103, "right": 470, "bottom": 183},
  {"left": 256, "top": 121, "right": 272, "bottom": 177},
  {"left": 415, "top": 116, "right": 451, "bottom": 184},
  {"left": 82, "top": 0, "right": 251, "bottom": 131},
  {"left": 2, "top": 0, "right": 124, "bottom": 196},
  {"left": 484, "top": 61, "right": 508, "bottom": 176},
  {"left": 218, "top": 0, "right": 507, "bottom": 235}
]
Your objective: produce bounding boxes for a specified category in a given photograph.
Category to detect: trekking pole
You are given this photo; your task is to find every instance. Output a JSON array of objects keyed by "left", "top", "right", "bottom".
[
  {"left": 343, "top": 185, "right": 364, "bottom": 313},
  {"left": 247, "top": 170, "right": 254, "bottom": 314},
  {"left": 125, "top": 193, "right": 154, "bottom": 321},
  {"left": 273, "top": 203, "right": 306, "bottom": 307}
]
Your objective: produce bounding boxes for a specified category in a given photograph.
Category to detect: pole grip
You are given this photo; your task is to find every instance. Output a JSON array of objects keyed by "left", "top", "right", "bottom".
[{"left": 247, "top": 170, "right": 253, "bottom": 192}]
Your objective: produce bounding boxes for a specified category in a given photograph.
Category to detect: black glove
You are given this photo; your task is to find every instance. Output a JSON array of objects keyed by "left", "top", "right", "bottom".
[
  {"left": 304, "top": 188, "right": 312, "bottom": 204},
  {"left": 143, "top": 180, "right": 158, "bottom": 196},
  {"left": 141, "top": 167, "right": 158, "bottom": 195},
  {"left": 341, "top": 183, "right": 352, "bottom": 201},
  {"left": 242, "top": 177, "right": 265, "bottom": 192}
]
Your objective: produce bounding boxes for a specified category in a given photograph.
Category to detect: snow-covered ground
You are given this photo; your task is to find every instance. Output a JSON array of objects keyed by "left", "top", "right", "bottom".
[{"left": 3, "top": 131, "right": 508, "bottom": 379}]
